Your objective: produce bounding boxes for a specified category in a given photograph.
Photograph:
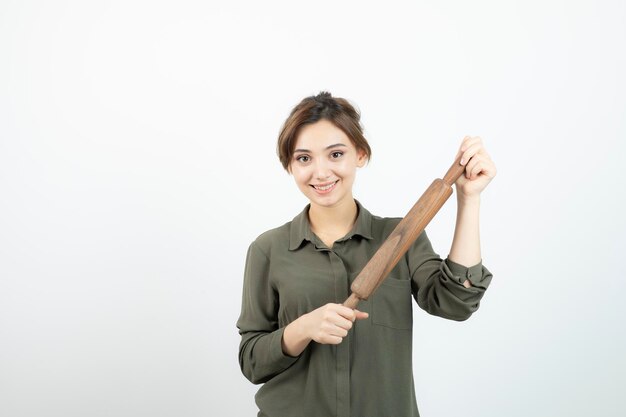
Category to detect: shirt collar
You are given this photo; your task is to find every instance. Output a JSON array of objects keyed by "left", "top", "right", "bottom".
[{"left": 288, "top": 199, "right": 373, "bottom": 251}]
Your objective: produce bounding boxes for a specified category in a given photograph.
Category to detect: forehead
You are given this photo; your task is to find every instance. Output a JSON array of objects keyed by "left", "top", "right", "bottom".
[{"left": 294, "top": 119, "right": 353, "bottom": 151}]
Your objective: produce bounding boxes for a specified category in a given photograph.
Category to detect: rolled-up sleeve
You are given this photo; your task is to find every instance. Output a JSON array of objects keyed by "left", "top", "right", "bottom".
[
  {"left": 406, "top": 231, "right": 493, "bottom": 321},
  {"left": 236, "top": 242, "right": 299, "bottom": 384}
]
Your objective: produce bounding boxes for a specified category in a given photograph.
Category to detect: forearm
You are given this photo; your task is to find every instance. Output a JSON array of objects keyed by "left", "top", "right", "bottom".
[
  {"left": 448, "top": 194, "right": 482, "bottom": 287},
  {"left": 281, "top": 315, "right": 312, "bottom": 357}
]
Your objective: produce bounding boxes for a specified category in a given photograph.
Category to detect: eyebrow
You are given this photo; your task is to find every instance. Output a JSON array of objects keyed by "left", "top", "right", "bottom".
[{"left": 293, "top": 143, "right": 347, "bottom": 153}]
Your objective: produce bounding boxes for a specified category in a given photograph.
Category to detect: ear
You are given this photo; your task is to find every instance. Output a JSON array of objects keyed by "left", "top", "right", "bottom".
[{"left": 356, "top": 149, "right": 368, "bottom": 168}]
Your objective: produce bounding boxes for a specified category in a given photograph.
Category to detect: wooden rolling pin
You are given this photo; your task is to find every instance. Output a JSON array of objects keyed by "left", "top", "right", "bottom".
[{"left": 343, "top": 155, "right": 466, "bottom": 309}]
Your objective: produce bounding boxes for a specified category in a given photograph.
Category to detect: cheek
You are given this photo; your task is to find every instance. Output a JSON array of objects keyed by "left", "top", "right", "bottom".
[
  {"left": 291, "top": 169, "right": 310, "bottom": 186},
  {"left": 336, "top": 161, "right": 358, "bottom": 177}
]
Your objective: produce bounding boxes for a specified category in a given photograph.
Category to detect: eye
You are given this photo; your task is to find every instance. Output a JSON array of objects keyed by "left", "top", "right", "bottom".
[
  {"left": 296, "top": 155, "right": 310, "bottom": 163},
  {"left": 331, "top": 151, "right": 344, "bottom": 159}
]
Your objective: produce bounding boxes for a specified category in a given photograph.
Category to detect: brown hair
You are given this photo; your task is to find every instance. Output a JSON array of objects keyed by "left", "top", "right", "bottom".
[{"left": 277, "top": 91, "right": 372, "bottom": 171}]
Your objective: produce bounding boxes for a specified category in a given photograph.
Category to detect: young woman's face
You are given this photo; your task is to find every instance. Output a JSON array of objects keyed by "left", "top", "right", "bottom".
[{"left": 289, "top": 119, "right": 367, "bottom": 209}]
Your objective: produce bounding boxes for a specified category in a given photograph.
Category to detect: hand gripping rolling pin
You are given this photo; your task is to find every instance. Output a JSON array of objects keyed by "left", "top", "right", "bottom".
[{"left": 343, "top": 155, "right": 466, "bottom": 309}]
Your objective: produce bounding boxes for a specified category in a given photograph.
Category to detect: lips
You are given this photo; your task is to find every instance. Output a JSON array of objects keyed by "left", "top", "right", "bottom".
[{"left": 311, "top": 180, "right": 339, "bottom": 193}]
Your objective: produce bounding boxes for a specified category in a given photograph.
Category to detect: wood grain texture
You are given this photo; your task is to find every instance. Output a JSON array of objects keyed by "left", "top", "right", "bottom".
[{"left": 343, "top": 155, "right": 465, "bottom": 309}]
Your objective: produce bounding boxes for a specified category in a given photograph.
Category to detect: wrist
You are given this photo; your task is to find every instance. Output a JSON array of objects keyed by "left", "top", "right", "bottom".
[
  {"left": 295, "top": 313, "right": 313, "bottom": 343},
  {"left": 457, "top": 193, "right": 481, "bottom": 206},
  {"left": 282, "top": 314, "right": 312, "bottom": 357}
]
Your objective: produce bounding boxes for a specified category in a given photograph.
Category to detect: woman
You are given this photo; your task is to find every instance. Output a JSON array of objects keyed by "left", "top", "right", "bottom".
[{"left": 236, "top": 91, "right": 496, "bottom": 417}]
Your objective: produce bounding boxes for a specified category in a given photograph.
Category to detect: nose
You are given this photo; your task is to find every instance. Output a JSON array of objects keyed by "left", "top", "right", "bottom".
[{"left": 313, "top": 158, "right": 332, "bottom": 181}]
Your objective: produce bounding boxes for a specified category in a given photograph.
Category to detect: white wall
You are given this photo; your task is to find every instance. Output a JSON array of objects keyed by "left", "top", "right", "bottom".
[{"left": 1, "top": 1, "right": 624, "bottom": 416}]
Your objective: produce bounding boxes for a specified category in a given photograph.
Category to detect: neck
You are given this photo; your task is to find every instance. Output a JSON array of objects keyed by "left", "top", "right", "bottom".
[{"left": 308, "top": 198, "right": 358, "bottom": 236}]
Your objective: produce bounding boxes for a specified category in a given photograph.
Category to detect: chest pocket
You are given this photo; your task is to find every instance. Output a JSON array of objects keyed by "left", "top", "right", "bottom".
[{"left": 372, "top": 278, "right": 413, "bottom": 330}]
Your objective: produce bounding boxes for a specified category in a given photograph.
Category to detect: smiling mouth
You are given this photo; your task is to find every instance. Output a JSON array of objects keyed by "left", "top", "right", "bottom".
[{"left": 311, "top": 180, "right": 339, "bottom": 192}]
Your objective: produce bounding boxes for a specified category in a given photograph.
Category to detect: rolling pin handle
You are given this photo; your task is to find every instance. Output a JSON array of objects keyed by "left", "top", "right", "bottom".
[
  {"left": 442, "top": 154, "right": 466, "bottom": 186},
  {"left": 343, "top": 293, "right": 361, "bottom": 310}
]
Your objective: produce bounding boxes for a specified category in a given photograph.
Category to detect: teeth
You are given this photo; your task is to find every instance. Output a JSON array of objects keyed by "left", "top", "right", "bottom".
[{"left": 315, "top": 181, "right": 336, "bottom": 191}]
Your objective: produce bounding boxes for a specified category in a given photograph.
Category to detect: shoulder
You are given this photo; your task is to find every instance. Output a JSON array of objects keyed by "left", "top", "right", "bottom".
[
  {"left": 369, "top": 211, "right": 402, "bottom": 240},
  {"left": 248, "top": 220, "right": 292, "bottom": 258}
]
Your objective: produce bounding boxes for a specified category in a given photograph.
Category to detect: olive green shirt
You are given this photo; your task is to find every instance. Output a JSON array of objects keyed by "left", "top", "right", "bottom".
[{"left": 236, "top": 201, "right": 493, "bottom": 417}]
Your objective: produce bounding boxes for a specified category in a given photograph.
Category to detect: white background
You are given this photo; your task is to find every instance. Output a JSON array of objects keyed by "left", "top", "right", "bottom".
[{"left": 1, "top": 1, "right": 624, "bottom": 416}]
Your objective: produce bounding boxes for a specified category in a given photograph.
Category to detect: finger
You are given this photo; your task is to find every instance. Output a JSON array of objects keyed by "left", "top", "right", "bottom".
[
  {"left": 468, "top": 161, "right": 484, "bottom": 180},
  {"left": 338, "top": 325, "right": 349, "bottom": 337},
  {"left": 464, "top": 155, "right": 483, "bottom": 179},
  {"left": 474, "top": 159, "right": 497, "bottom": 179},
  {"left": 461, "top": 136, "right": 482, "bottom": 148},
  {"left": 325, "top": 304, "right": 351, "bottom": 318},
  {"left": 331, "top": 314, "right": 354, "bottom": 330},
  {"left": 456, "top": 136, "right": 470, "bottom": 160},
  {"left": 470, "top": 159, "right": 497, "bottom": 181},
  {"left": 330, "top": 325, "right": 349, "bottom": 338},
  {"left": 321, "top": 320, "right": 349, "bottom": 338},
  {"left": 487, "top": 160, "right": 497, "bottom": 178},
  {"left": 459, "top": 135, "right": 474, "bottom": 149},
  {"left": 457, "top": 136, "right": 481, "bottom": 161},
  {"left": 336, "top": 305, "right": 358, "bottom": 321},
  {"left": 461, "top": 142, "right": 485, "bottom": 166},
  {"left": 460, "top": 135, "right": 481, "bottom": 152},
  {"left": 322, "top": 335, "right": 344, "bottom": 345}
]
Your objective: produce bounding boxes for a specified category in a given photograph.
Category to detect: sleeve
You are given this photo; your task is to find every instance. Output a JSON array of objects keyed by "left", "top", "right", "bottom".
[
  {"left": 236, "top": 241, "right": 299, "bottom": 384},
  {"left": 406, "top": 230, "right": 493, "bottom": 321}
]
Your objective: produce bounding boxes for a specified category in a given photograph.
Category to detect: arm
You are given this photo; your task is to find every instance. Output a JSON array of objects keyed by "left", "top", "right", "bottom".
[
  {"left": 449, "top": 136, "right": 497, "bottom": 287},
  {"left": 448, "top": 195, "right": 481, "bottom": 288},
  {"left": 408, "top": 230, "right": 491, "bottom": 321},
  {"left": 236, "top": 242, "right": 298, "bottom": 384},
  {"left": 237, "top": 241, "right": 369, "bottom": 379},
  {"left": 408, "top": 136, "right": 496, "bottom": 320}
]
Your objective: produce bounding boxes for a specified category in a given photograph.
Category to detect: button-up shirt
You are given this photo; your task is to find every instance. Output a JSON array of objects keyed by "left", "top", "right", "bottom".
[{"left": 236, "top": 201, "right": 493, "bottom": 417}]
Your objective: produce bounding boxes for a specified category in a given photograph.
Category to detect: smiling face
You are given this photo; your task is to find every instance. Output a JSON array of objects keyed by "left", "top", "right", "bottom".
[{"left": 289, "top": 119, "right": 367, "bottom": 209}]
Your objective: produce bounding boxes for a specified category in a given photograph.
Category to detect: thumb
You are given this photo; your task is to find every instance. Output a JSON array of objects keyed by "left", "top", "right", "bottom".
[{"left": 354, "top": 309, "right": 369, "bottom": 320}]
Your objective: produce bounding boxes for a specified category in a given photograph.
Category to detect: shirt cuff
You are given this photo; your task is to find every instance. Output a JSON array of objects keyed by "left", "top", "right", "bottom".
[
  {"left": 270, "top": 327, "right": 301, "bottom": 368},
  {"left": 444, "top": 258, "right": 485, "bottom": 286}
]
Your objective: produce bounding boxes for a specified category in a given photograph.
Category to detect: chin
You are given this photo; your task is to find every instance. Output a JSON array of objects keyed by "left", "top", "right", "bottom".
[{"left": 308, "top": 193, "right": 348, "bottom": 209}]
